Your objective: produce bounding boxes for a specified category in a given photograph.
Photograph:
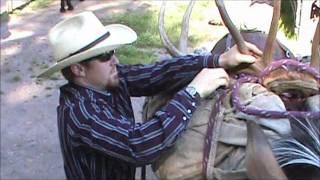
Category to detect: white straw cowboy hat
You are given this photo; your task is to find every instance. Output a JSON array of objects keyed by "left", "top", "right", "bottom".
[{"left": 37, "top": 11, "right": 137, "bottom": 78}]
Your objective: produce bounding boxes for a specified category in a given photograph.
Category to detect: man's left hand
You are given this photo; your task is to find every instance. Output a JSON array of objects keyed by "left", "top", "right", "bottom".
[{"left": 218, "top": 42, "right": 262, "bottom": 69}]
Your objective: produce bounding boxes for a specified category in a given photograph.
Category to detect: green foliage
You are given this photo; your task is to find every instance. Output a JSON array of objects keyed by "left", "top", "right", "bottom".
[
  {"left": 9, "top": 0, "right": 53, "bottom": 16},
  {"left": 103, "top": 1, "right": 215, "bottom": 64},
  {"left": 279, "top": 0, "right": 297, "bottom": 39},
  {"left": 106, "top": 9, "right": 163, "bottom": 48},
  {"left": 30, "top": 0, "right": 52, "bottom": 10},
  {"left": 12, "top": 75, "right": 21, "bottom": 82},
  {"left": 0, "top": 12, "right": 9, "bottom": 22},
  {"left": 162, "top": 1, "right": 215, "bottom": 47},
  {"left": 117, "top": 45, "right": 156, "bottom": 65}
]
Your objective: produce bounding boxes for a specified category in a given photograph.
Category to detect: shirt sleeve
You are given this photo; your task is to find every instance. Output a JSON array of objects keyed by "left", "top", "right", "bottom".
[
  {"left": 64, "top": 88, "right": 200, "bottom": 165},
  {"left": 117, "top": 54, "right": 216, "bottom": 97}
]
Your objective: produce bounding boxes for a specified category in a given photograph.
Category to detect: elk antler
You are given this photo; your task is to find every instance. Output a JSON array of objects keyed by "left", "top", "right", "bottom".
[
  {"left": 159, "top": 1, "right": 195, "bottom": 56},
  {"left": 262, "top": 0, "right": 281, "bottom": 66},
  {"left": 310, "top": 18, "right": 320, "bottom": 69},
  {"left": 159, "top": 1, "right": 184, "bottom": 56},
  {"left": 215, "top": 0, "right": 249, "bottom": 54},
  {"left": 246, "top": 120, "right": 288, "bottom": 180},
  {"left": 214, "top": 0, "right": 281, "bottom": 75},
  {"left": 179, "top": 0, "right": 195, "bottom": 53}
]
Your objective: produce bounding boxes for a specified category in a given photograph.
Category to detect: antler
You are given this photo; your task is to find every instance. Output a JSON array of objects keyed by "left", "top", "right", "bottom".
[
  {"left": 159, "top": 1, "right": 195, "bottom": 56},
  {"left": 159, "top": 1, "right": 184, "bottom": 56},
  {"left": 215, "top": 0, "right": 281, "bottom": 75},
  {"left": 179, "top": 1, "right": 195, "bottom": 52},
  {"left": 310, "top": 18, "right": 320, "bottom": 69},
  {"left": 262, "top": 0, "right": 281, "bottom": 66},
  {"left": 215, "top": 0, "right": 249, "bottom": 54}
]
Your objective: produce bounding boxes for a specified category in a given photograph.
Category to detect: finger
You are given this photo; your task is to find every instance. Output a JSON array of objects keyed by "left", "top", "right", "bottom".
[
  {"left": 237, "top": 54, "right": 256, "bottom": 64},
  {"left": 215, "top": 78, "right": 229, "bottom": 85},
  {"left": 212, "top": 69, "right": 229, "bottom": 79},
  {"left": 215, "top": 79, "right": 229, "bottom": 89},
  {"left": 245, "top": 42, "right": 263, "bottom": 56},
  {"left": 215, "top": 68, "right": 228, "bottom": 76},
  {"left": 218, "top": 70, "right": 230, "bottom": 81}
]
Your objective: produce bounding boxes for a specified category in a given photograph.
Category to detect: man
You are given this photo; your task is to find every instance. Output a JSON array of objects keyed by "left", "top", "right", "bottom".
[
  {"left": 38, "top": 12, "right": 262, "bottom": 179},
  {"left": 60, "top": 0, "right": 84, "bottom": 13}
]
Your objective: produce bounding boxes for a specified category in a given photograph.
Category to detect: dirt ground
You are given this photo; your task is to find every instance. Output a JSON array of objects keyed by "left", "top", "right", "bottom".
[{"left": 1, "top": 0, "right": 159, "bottom": 179}]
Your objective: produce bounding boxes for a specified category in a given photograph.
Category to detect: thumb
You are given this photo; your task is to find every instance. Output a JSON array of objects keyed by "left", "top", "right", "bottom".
[{"left": 245, "top": 42, "right": 263, "bottom": 56}]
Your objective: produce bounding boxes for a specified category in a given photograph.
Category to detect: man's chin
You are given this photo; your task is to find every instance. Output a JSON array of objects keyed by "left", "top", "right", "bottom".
[{"left": 106, "top": 80, "right": 120, "bottom": 90}]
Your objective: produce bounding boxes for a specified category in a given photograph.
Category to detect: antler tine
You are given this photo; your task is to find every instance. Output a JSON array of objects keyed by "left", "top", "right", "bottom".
[
  {"left": 310, "top": 18, "right": 320, "bottom": 69},
  {"left": 215, "top": 0, "right": 249, "bottom": 54},
  {"left": 159, "top": 1, "right": 184, "bottom": 57},
  {"left": 262, "top": 0, "right": 281, "bottom": 66},
  {"left": 179, "top": 0, "right": 195, "bottom": 53}
]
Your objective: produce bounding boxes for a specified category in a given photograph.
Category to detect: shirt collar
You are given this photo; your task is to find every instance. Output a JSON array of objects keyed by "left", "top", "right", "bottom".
[{"left": 60, "top": 82, "right": 113, "bottom": 102}]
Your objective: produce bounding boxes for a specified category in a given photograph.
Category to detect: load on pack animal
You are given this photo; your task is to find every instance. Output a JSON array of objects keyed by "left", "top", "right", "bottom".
[{"left": 142, "top": 0, "right": 320, "bottom": 179}]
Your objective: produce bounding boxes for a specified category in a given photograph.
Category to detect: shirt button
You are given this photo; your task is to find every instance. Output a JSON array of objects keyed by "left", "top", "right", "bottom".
[
  {"left": 183, "top": 116, "right": 187, "bottom": 121},
  {"left": 192, "top": 102, "right": 196, "bottom": 107},
  {"left": 187, "top": 109, "right": 192, "bottom": 114}
]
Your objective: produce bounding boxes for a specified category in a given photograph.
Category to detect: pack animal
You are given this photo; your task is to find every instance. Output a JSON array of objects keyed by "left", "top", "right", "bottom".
[{"left": 143, "top": 0, "right": 320, "bottom": 179}]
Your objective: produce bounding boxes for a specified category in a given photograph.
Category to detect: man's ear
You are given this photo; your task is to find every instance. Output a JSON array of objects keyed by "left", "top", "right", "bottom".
[{"left": 70, "top": 64, "right": 86, "bottom": 77}]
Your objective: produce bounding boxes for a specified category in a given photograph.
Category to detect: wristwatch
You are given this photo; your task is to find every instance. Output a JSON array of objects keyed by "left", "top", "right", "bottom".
[{"left": 185, "top": 86, "right": 199, "bottom": 99}]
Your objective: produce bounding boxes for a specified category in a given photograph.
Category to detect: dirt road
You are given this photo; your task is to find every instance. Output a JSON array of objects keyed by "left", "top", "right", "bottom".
[{"left": 1, "top": 1, "right": 155, "bottom": 179}]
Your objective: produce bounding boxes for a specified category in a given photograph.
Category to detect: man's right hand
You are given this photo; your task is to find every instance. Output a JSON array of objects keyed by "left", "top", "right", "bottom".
[{"left": 188, "top": 68, "right": 229, "bottom": 98}]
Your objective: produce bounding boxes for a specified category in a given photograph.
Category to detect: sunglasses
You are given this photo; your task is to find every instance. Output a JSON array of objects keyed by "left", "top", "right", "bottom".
[{"left": 83, "top": 50, "right": 115, "bottom": 63}]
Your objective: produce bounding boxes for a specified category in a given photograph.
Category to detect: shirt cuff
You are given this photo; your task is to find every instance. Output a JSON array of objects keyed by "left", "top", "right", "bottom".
[
  {"left": 168, "top": 89, "right": 201, "bottom": 127},
  {"left": 200, "top": 54, "right": 220, "bottom": 68}
]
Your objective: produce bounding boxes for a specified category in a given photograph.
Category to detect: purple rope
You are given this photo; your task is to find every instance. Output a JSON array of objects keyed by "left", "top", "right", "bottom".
[
  {"left": 202, "top": 89, "right": 227, "bottom": 180},
  {"left": 202, "top": 59, "right": 320, "bottom": 180},
  {"left": 259, "top": 59, "right": 320, "bottom": 84},
  {"left": 232, "top": 59, "right": 320, "bottom": 119}
]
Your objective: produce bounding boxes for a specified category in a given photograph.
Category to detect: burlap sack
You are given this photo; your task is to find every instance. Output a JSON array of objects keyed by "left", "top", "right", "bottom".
[{"left": 142, "top": 83, "right": 291, "bottom": 180}]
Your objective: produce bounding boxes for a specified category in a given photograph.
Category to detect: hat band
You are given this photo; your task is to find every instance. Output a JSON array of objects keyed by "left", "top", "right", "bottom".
[{"left": 59, "top": 31, "right": 111, "bottom": 62}]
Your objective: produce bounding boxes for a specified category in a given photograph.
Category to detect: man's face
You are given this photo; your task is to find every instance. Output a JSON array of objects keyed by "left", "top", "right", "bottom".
[{"left": 82, "top": 54, "right": 120, "bottom": 90}]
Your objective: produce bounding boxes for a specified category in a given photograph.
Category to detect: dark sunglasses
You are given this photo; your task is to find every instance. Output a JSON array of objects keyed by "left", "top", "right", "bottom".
[{"left": 83, "top": 50, "right": 115, "bottom": 63}]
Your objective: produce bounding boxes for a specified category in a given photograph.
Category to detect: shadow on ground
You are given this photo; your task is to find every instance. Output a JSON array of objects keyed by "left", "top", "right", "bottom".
[{"left": 1, "top": 1, "right": 157, "bottom": 179}]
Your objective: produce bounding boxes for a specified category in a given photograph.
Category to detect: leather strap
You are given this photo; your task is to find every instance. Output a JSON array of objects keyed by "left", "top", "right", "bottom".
[{"left": 202, "top": 89, "right": 228, "bottom": 179}]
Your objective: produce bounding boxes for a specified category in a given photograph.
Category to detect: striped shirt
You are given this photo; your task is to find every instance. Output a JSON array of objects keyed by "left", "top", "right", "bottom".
[{"left": 57, "top": 55, "right": 216, "bottom": 180}]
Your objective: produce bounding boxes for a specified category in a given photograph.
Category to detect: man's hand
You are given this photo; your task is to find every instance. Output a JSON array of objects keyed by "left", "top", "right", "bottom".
[
  {"left": 218, "top": 42, "right": 262, "bottom": 69},
  {"left": 188, "top": 68, "right": 229, "bottom": 98}
]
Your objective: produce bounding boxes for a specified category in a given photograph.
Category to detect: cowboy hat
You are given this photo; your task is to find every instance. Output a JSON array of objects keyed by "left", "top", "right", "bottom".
[{"left": 37, "top": 11, "right": 137, "bottom": 78}]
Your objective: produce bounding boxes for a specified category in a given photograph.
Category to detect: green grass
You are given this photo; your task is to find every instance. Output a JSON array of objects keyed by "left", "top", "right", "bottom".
[
  {"left": 29, "top": 0, "right": 52, "bottom": 10},
  {"left": 0, "top": 12, "right": 9, "bottom": 22},
  {"left": 102, "top": 1, "right": 215, "bottom": 65},
  {"left": 12, "top": 75, "right": 21, "bottom": 82},
  {"left": 116, "top": 45, "right": 156, "bottom": 65},
  {"left": 10, "top": 0, "right": 53, "bottom": 16}
]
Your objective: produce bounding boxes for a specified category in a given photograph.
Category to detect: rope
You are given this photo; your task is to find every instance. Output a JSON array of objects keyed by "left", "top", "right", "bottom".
[
  {"left": 202, "top": 58, "right": 320, "bottom": 179},
  {"left": 232, "top": 59, "right": 320, "bottom": 119},
  {"left": 202, "top": 89, "right": 227, "bottom": 180}
]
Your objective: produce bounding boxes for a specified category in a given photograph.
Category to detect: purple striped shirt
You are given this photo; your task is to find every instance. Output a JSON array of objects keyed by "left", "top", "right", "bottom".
[{"left": 57, "top": 54, "right": 215, "bottom": 179}]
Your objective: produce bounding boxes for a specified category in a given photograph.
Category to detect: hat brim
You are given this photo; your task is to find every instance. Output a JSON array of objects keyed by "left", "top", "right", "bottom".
[{"left": 37, "top": 24, "right": 137, "bottom": 79}]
